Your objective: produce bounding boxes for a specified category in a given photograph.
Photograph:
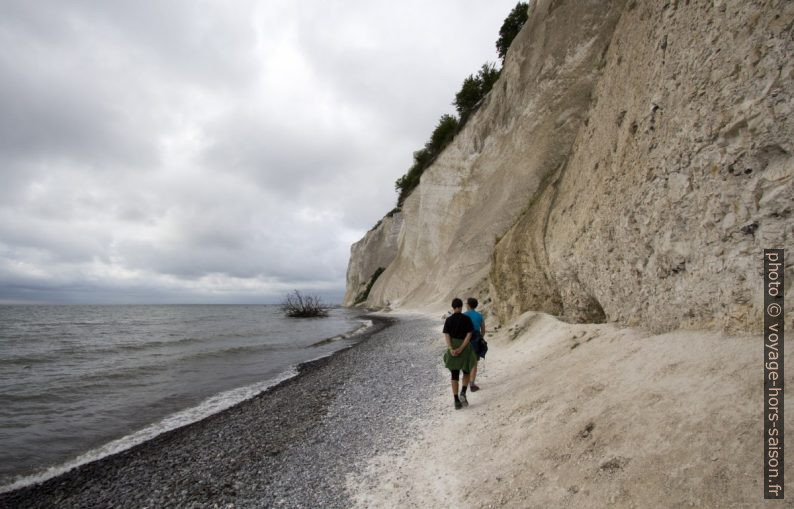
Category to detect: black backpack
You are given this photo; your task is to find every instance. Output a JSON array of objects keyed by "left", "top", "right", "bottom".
[{"left": 476, "top": 333, "right": 488, "bottom": 358}]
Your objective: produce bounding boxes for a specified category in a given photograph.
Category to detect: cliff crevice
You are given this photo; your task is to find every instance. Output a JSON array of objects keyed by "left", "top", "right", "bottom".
[{"left": 346, "top": 0, "right": 794, "bottom": 334}]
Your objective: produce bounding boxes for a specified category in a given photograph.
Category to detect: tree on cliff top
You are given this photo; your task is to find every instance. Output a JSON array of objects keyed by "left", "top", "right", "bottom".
[
  {"left": 454, "top": 62, "right": 500, "bottom": 123},
  {"left": 395, "top": 114, "right": 460, "bottom": 206},
  {"left": 454, "top": 74, "right": 482, "bottom": 120},
  {"left": 496, "top": 2, "right": 529, "bottom": 63},
  {"left": 429, "top": 114, "right": 459, "bottom": 150},
  {"left": 390, "top": 3, "right": 525, "bottom": 210}
]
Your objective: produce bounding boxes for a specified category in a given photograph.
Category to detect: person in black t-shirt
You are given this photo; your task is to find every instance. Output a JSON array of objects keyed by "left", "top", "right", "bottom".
[{"left": 442, "top": 298, "right": 477, "bottom": 409}]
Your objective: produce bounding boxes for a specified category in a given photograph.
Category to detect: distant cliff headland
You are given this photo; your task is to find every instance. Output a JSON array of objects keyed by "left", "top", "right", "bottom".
[{"left": 345, "top": 0, "right": 793, "bottom": 334}]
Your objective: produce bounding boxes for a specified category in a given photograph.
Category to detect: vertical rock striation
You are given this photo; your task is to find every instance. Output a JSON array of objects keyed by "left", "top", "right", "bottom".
[
  {"left": 366, "top": 0, "right": 628, "bottom": 311},
  {"left": 346, "top": 0, "right": 794, "bottom": 333},
  {"left": 492, "top": 0, "right": 794, "bottom": 332},
  {"left": 343, "top": 211, "right": 403, "bottom": 306}
]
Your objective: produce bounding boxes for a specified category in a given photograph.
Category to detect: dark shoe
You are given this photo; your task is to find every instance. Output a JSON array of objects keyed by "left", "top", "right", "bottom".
[
  {"left": 454, "top": 399, "right": 463, "bottom": 410},
  {"left": 469, "top": 383, "right": 480, "bottom": 392},
  {"left": 459, "top": 393, "right": 468, "bottom": 407}
]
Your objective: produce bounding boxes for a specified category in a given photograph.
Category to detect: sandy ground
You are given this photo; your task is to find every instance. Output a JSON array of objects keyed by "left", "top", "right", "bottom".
[{"left": 347, "top": 311, "right": 794, "bottom": 508}]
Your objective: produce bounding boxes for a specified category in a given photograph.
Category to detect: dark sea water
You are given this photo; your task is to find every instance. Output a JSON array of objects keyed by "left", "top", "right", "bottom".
[{"left": 0, "top": 304, "right": 369, "bottom": 490}]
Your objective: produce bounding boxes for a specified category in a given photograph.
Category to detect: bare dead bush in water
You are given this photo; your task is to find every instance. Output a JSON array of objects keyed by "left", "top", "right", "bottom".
[{"left": 280, "top": 290, "right": 330, "bottom": 318}]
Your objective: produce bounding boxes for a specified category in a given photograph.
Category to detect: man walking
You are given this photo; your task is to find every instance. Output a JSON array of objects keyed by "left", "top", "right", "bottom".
[
  {"left": 464, "top": 297, "right": 487, "bottom": 392},
  {"left": 442, "top": 298, "right": 477, "bottom": 409}
]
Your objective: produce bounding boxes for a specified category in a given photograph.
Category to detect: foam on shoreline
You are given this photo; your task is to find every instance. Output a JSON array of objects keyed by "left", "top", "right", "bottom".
[
  {"left": 311, "top": 319, "right": 373, "bottom": 346},
  {"left": 0, "top": 317, "right": 376, "bottom": 494}
]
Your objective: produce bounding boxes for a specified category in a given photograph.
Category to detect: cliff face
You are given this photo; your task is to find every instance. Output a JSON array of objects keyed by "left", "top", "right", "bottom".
[
  {"left": 491, "top": 0, "right": 794, "bottom": 332},
  {"left": 348, "top": 0, "right": 794, "bottom": 333},
  {"left": 343, "top": 211, "right": 403, "bottom": 306},
  {"left": 364, "top": 0, "right": 628, "bottom": 310}
]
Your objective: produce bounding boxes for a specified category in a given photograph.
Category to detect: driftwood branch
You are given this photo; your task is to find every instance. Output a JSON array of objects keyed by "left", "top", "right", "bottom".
[{"left": 280, "top": 290, "right": 329, "bottom": 318}]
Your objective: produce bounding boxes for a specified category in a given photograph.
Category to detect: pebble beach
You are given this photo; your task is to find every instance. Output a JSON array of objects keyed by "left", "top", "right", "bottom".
[{"left": 0, "top": 314, "right": 443, "bottom": 508}]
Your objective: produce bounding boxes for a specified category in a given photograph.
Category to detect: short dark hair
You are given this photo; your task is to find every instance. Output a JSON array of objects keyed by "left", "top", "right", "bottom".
[
  {"left": 467, "top": 297, "right": 478, "bottom": 309},
  {"left": 451, "top": 298, "right": 463, "bottom": 309}
]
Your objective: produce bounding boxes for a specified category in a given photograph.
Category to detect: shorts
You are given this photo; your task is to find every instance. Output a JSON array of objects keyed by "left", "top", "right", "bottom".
[{"left": 449, "top": 369, "right": 470, "bottom": 381}]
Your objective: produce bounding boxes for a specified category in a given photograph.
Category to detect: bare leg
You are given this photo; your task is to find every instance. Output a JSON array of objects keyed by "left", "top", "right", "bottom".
[
  {"left": 451, "top": 379, "right": 459, "bottom": 396},
  {"left": 461, "top": 372, "right": 471, "bottom": 390},
  {"left": 470, "top": 361, "right": 478, "bottom": 384}
]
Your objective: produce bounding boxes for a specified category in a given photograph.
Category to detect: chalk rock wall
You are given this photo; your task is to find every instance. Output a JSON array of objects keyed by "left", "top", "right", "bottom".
[
  {"left": 347, "top": 0, "right": 793, "bottom": 333},
  {"left": 492, "top": 0, "right": 794, "bottom": 333},
  {"left": 365, "top": 0, "right": 628, "bottom": 312},
  {"left": 342, "top": 211, "right": 402, "bottom": 306}
]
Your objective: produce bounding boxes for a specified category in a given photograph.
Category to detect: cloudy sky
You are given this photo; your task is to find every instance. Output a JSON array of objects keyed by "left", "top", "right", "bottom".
[{"left": 0, "top": 0, "right": 518, "bottom": 304}]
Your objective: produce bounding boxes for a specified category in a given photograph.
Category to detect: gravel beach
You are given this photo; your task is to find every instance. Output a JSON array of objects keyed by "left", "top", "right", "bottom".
[{"left": 0, "top": 313, "right": 443, "bottom": 509}]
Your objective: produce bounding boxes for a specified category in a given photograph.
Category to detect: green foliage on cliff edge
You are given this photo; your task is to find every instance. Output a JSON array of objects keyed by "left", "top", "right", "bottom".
[
  {"left": 391, "top": 2, "right": 529, "bottom": 209},
  {"left": 454, "top": 62, "right": 501, "bottom": 124},
  {"left": 497, "top": 2, "right": 530, "bottom": 63},
  {"left": 395, "top": 114, "right": 459, "bottom": 206},
  {"left": 370, "top": 207, "right": 401, "bottom": 232}
]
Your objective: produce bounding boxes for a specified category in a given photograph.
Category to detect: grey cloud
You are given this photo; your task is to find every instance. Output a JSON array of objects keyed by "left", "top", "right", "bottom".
[
  {"left": 200, "top": 113, "right": 360, "bottom": 196},
  {"left": 0, "top": 0, "right": 520, "bottom": 304},
  {"left": 0, "top": 215, "right": 112, "bottom": 265}
]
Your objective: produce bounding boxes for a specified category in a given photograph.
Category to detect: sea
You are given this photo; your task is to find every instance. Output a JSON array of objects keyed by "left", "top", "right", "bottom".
[{"left": 0, "top": 304, "right": 370, "bottom": 491}]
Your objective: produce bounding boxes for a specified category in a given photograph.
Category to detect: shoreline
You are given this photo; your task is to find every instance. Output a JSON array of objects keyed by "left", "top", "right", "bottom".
[
  {"left": 4, "top": 304, "right": 777, "bottom": 507},
  {"left": 0, "top": 313, "right": 380, "bottom": 494},
  {"left": 0, "top": 314, "right": 374, "bottom": 495},
  {"left": 0, "top": 313, "right": 403, "bottom": 508}
]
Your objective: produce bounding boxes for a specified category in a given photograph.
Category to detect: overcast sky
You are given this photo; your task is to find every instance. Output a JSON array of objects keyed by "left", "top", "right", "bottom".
[{"left": 0, "top": 0, "right": 519, "bottom": 304}]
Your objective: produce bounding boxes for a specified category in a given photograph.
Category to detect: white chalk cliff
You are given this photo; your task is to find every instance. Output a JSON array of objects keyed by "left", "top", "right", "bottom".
[
  {"left": 343, "top": 210, "right": 402, "bottom": 306},
  {"left": 345, "top": 0, "right": 793, "bottom": 334}
]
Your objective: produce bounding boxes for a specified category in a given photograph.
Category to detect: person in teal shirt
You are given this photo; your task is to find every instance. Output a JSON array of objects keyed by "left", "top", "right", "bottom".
[{"left": 464, "top": 297, "right": 487, "bottom": 391}]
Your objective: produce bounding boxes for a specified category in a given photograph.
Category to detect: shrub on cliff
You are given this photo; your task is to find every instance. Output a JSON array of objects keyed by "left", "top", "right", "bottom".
[
  {"left": 454, "top": 62, "right": 501, "bottom": 123},
  {"left": 454, "top": 75, "right": 482, "bottom": 120},
  {"left": 394, "top": 149, "right": 428, "bottom": 206},
  {"left": 393, "top": 2, "right": 523, "bottom": 207},
  {"left": 496, "top": 2, "right": 529, "bottom": 63},
  {"left": 479, "top": 62, "right": 501, "bottom": 93},
  {"left": 280, "top": 290, "right": 329, "bottom": 318},
  {"left": 429, "top": 114, "right": 459, "bottom": 151},
  {"left": 369, "top": 207, "right": 401, "bottom": 231},
  {"left": 395, "top": 114, "right": 460, "bottom": 206}
]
